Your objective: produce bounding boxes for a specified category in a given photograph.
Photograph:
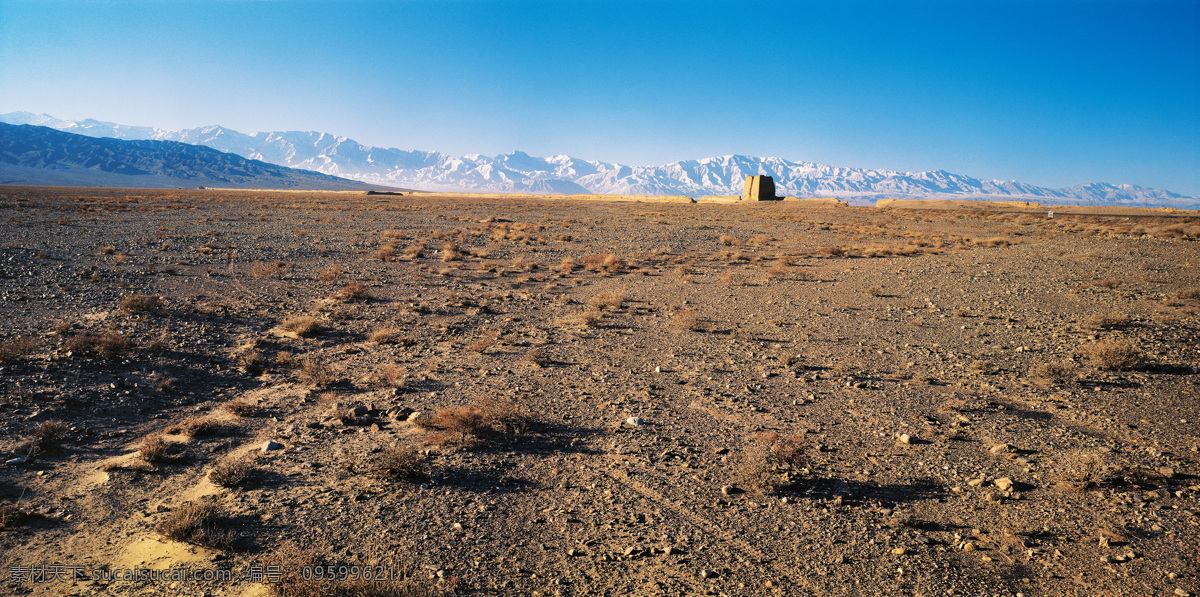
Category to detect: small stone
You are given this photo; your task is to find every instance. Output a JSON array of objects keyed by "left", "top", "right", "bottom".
[
  {"left": 700, "top": 569, "right": 717, "bottom": 579},
  {"left": 967, "top": 477, "right": 985, "bottom": 487},
  {"left": 990, "top": 443, "right": 1013, "bottom": 454},
  {"left": 898, "top": 434, "right": 912, "bottom": 445},
  {"left": 891, "top": 547, "right": 906, "bottom": 555},
  {"left": 451, "top": 522, "right": 463, "bottom": 532},
  {"left": 994, "top": 477, "right": 1014, "bottom": 492},
  {"left": 261, "top": 441, "right": 284, "bottom": 453},
  {"left": 1159, "top": 467, "right": 1176, "bottom": 479},
  {"left": 962, "top": 541, "right": 976, "bottom": 551},
  {"left": 625, "top": 417, "right": 644, "bottom": 426},
  {"left": 1174, "top": 589, "right": 1191, "bottom": 597},
  {"left": 5, "top": 456, "right": 28, "bottom": 465},
  {"left": 721, "top": 485, "right": 741, "bottom": 496},
  {"left": 1099, "top": 536, "right": 1110, "bottom": 548},
  {"left": 351, "top": 405, "right": 369, "bottom": 417}
]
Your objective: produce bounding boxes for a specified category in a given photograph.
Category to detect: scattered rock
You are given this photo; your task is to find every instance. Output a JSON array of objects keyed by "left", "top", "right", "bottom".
[
  {"left": 625, "top": 416, "right": 644, "bottom": 427},
  {"left": 261, "top": 441, "right": 284, "bottom": 453},
  {"left": 994, "top": 477, "right": 1014, "bottom": 491},
  {"left": 990, "top": 443, "right": 1014, "bottom": 454},
  {"left": 898, "top": 433, "right": 913, "bottom": 444},
  {"left": 5, "top": 456, "right": 28, "bottom": 465},
  {"left": 700, "top": 569, "right": 717, "bottom": 579}
]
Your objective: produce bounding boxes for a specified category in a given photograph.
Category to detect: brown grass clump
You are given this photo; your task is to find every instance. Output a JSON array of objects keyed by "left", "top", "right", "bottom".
[
  {"left": 166, "top": 415, "right": 224, "bottom": 438},
  {"left": 209, "top": 456, "right": 257, "bottom": 487},
  {"left": 587, "top": 291, "right": 627, "bottom": 311},
  {"left": 297, "top": 356, "right": 334, "bottom": 389},
  {"left": 120, "top": 293, "right": 164, "bottom": 314},
  {"left": 156, "top": 500, "right": 235, "bottom": 549},
  {"left": 1084, "top": 312, "right": 1130, "bottom": 330},
  {"left": 223, "top": 399, "right": 259, "bottom": 417},
  {"left": 1093, "top": 278, "right": 1122, "bottom": 290},
  {"left": 582, "top": 253, "right": 624, "bottom": 274},
  {"left": 671, "top": 309, "right": 703, "bottom": 333},
  {"left": 866, "top": 285, "right": 883, "bottom": 297},
  {"left": 1053, "top": 450, "right": 1107, "bottom": 491},
  {"left": 280, "top": 315, "right": 321, "bottom": 337},
  {"left": 138, "top": 434, "right": 170, "bottom": 463},
  {"left": 22, "top": 419, "right": 67, "bottom": 454},
  {"left": 972, "top": 237, "right": 1011, "bottom": 247},
  {"left": 252, "top": 260, "right": 287, "bottom": 279},
  {"left": 1175, "top": 287, "right": 1200, "bottom": 300},
  {"left": 334, "top": 281, "right": 371, "bottom": 302},
  {"left": 439, "top": 242, "right": 461, "bottom": 262},
  {"left": 556, "top": 257, "right": 576, "bottom": 275},
  {"left": 0, "top": 336, "right": 38, "bottom": 364},
  {"left": 317, "top": 265, "right": 342, "bottom": 283},
  {"left": 735, "top": 433, "right": 808, "bottom": 494},
  {"left": 0, "top": 503, "right": 28, "bottom": 529},
  {"left": 817, "top": 246, "right": 844, "bottom": 257},
  {"left": 1083, "top": 338, "right": 1141, "bottom": 370},
  {"left": 1032, "top": 361, "right": 1076, "bottom": 385},
  {"left": 425, "top": 396, "right": 531, "bottom": 441},
  {"left": 370, "top": 444, "right": 428, "bottom": 481},
  {"left": 373, "top": 244, "right": 397, "bottom": 262},
  {"left": 467, "top": 329, "right": 501, "bottom": 353},
  {"left": 65, "top": 329, "right": 134, "bottom": 359},
  {"left": 369, "top": 327, "right": 414, "bottom": 345},
  {"left": 525, "top": 347, "right": 550, "bottom": 368}
]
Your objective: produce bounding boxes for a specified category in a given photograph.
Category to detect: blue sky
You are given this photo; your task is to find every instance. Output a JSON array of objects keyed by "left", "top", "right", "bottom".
[{"left": 1, "top": 0, "right": 1197, "bottom": 195}]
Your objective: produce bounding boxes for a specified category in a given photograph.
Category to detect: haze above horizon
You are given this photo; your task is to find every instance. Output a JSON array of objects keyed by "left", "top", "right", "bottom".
[{"left": 1, "top": 0, "right": 1197, "bottom": 195}]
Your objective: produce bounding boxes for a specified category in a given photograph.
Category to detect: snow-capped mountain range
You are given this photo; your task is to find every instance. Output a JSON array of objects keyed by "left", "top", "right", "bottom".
[{"left": 2, "top": 111, "right": 1196, "bottom": 208}]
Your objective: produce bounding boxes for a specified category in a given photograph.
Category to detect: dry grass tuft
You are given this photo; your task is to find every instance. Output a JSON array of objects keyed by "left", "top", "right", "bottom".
[
  {"left": 139, "top": 434, "right": 170, "bottom": 463},
  {"left": 671, "top": 309, "right": 703, "bottom": 333},
  {"left": 22, "top": 419, "right": 67, "bottom": 454},
  {"left": 223, "top": 399, "right": 259, "bottom": 417},
  {"left": 120, "top": 293, "right": 165, "bottom": 314},
  {"left": 334, "top": 281, "right": 371, "bottom": 302},
  {"left": 735, "top": 433, "right": 808, "bottom": 494},
  {"left": 166, "top": 415, "right": 224, "bottom": 438},
  {"left": 1093, "top": 278, "right": 1122, "bottom": 290},
  {"left": 209, "top": 456, "right": 257, "bottom": 487},
  {"left": 370, "top": 444, "right": 428, "bottom": 481},
  {"left": 65, "top": 329, "right": 133, "bottom": 359},
  {"left": 297, "top": 356, "right": 334, "bottom": 389},
  {"left": 252, "top": 260, "right": 287, "bottom": 279},
  {"left": 0, "top": 503, "right": 28, "bottom": 529},
  {"left": 280, "top": 315, "right": 321, "bottom": 337},
  {"left": 1053, "top": 450, "right": 1107, "bottom": 491},
  {"left": 525, "top": 347, "right": 551, "bottom": 368},
  {"left": 317, "top": 265, "right": 342, "bottom": 283},
  {"left": 467, "top": 329, "right": 501, "bottom": 353},
  {"left": 369, "top": 327, "right": 414, "bottom": 345},
  {"left": 587, "top": 291, "right": 627, "bottom": 311},
  {"left": 156, "top": 500, "right": 235, "bottom": 549},
  {"left": 0, "top": 336, "right": 38, "bottom": 364},
  {"left": 1085, "top": 312, "right": 1130, "bottom": 330},
  {"left": 1031, "top": 361, "right": 1076, "bottom": 385},
  {"left": 424, "top": 396, "right": 531, "bottom": 441},
  {"left": 1083, "top": 338, "right": 1141, "bottom": 370}
]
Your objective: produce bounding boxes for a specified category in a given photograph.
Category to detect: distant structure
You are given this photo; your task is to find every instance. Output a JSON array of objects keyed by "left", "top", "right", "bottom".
[{"left": 742, "top": 175, "right": 781, "bottom": 201}]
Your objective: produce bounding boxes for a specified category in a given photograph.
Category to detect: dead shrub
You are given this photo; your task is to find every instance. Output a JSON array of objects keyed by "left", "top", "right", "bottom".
[
  {"left": 972, "top": 237, "right": 1011, "bottom": 247},
  {"left": 0, "top": 336, "right": 38, "bottom": 364},
  {"left": 1085, "top": 312, "right": 1130, "bottom": 329},
  {"left": 370, "top": 444, "right": 428, "bottom": 481},
  {"left": 298, "top": 357, "right": 334, "bottom": 389},
  {"left": 252, "top": 260, "right": 287, "bottom": 279},
  {"left": 156, "top": 500, "right": 235, "bottom": 549},
  {"left": 556, "top": 257, "right": 577, "bottom": 275},
  {"left": 866, "top": 286, "right": 883, "bottom": 297},
  {"left": 369, "top": 327, "right": 413, "bottom": 345},
  {"left": 1176, "top": 287, "right": 1200, "bottom": 300},
  {"left": 209, "top": 456, "right": 257, "bottom": 487},
  {"left": 671, "top": 309, "right": 703, "bottom": 333},
  {"left": 1094, "top": 278, "right": 1122, "bottom": 290},
  {"left": 1053, "top": 450, "right": 1107, "bottom": 491},
  {"left": 525, "top": 347, "right": 550, "bottom": 368},
  {"left": 426, "top": 397, "right": 530, "bottom": 440},
  {"left": 587, "top": 291, "right": 627, "bottom": 311},
  {"left": 735, "top": 433, "right": 809, "bottom": 495},
  {"left": 22, "top": 420, "right": 67, "bottom": 454},
  {"left": 467, "top": 329, "right": 500, "bottom": 353},
  {"left": 65, "top": 329, "right": 134, "bottom": 359},
  {"left": 317, "top": 265, "right": 342, "bottom": 283},
  {"left": 0, "top": 504, "right": 28, "bottom": 529},
  {"left": 1083, "top": 338, "right": 1141, "bottom": 370},
  {"left": 373, "top": 244, "right": 397, "bottom": 262},
  {"left": 139, "top": 434, "right": 170, "bottom": 463},
  {"left": 280, "top": 315, "right": 321, "bottom": 337},
  {"left": 167, "top": 415, "right": 224, "bottom": 438},
  {"left": 334, "top": 282, "right": 371, "bottom": 302},
  {"left": 223, "top": 399, "right": 259, "bottom": 417},
  {"left": 817, "top": 246, "right": 844, "bottom": 257},
  {"left": 239, "top": 349, "right": 264, "bottom": 373},
  {"left": 120, "top": 293, "right": 164, "bottom": 314},
  {"left": 402, "top": 243, "right": 424, "bottom": 259},
  {"left": 1032, "top": 361, "right": 1076, "bottom": 385},
  {"left": 439, "top": 242, "right": 460, "bottom": 262}
]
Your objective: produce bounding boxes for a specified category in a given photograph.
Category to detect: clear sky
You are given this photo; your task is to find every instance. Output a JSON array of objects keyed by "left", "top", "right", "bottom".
[{"left": 1, "top": 0, "right": 1198, "bottom": 195}]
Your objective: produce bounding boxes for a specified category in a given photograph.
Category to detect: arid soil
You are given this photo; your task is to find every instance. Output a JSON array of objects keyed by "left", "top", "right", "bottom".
[{"left": 1, "top": 186, "right": 1199, "bottom": 597}]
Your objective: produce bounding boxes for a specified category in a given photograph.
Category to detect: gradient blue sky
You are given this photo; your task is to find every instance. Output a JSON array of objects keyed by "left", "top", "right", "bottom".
[{"left": 1, "top": 0, "right": 1198, "bottom": 194}]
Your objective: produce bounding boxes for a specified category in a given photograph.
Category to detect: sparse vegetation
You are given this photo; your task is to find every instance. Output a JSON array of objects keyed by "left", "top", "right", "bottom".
[
  {"left": 209, "top": 456, "right": 257, "bottom": 487},
  {"left": 156, "top": 500, "right": 235, "bottom": 549},
  {"left": 119, "top": 293, "right": 164, "bottom": 314},
  {"left": 280, "top": 315, "right": 321, "bottom": 337},
  {"left": 1083, "top": 338, "right": 1141, "bottom": 370}
]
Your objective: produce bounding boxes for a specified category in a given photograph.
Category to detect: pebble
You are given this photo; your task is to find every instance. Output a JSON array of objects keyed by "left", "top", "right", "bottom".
[
  {"left": 990, "top": 443, "right": 1013, "bottom": 454},
  {"left": 700, "top": 569, "right": 717, "bottom": 579},
  {"left": 261, "top": 441, "right": 284, "bottom": 453},
  {"left": 625, "top": 417, "right": 644, "bottom": 426},
  {"left": 5, "top": 456, "right": 28, "bottom": 465},
  {"left": 994, "top": 477, "right": 1014, "bottom": 492},
  {"left": 898, "top": 434, "right": 912, "bottom": 444}
]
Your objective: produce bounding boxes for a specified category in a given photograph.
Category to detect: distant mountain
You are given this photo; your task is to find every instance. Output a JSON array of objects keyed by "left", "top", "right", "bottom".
[
  {"left": 3, "top": 112, "right": 1196, "bottom": 208},
  {"left": 0, "top": 122, "right": 390, "bottom": 191}
]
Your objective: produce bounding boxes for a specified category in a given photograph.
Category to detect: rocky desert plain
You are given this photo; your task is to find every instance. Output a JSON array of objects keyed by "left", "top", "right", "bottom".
[{"left": 0, "top": 186, "right": 1198, "bottom": 597}]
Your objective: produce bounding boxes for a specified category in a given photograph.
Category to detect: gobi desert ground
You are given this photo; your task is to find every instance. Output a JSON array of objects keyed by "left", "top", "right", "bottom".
[{"left": 1, "top": 187, "right": 1198, "bottom": 597}]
